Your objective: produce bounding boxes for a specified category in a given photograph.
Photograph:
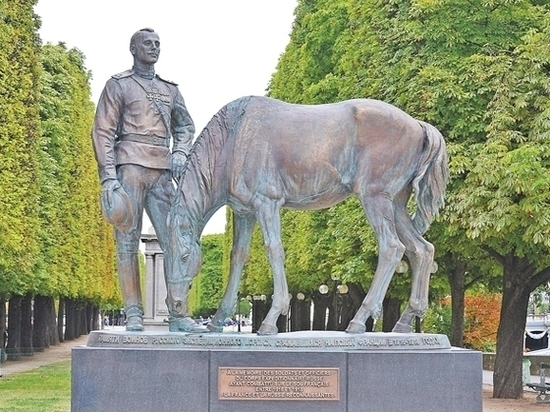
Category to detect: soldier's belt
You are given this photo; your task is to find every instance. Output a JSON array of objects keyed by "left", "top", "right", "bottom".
[{"left": 119, "top": 134, "right": 170, "bottom": 147}]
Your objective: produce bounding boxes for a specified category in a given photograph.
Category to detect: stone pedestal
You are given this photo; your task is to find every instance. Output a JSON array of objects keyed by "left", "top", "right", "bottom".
[
  {"left": 141, "top": 230, "right": 168, "bottom": 328},
  {"left": 72, "top": 331, "right": 482, "bottom": 412}
]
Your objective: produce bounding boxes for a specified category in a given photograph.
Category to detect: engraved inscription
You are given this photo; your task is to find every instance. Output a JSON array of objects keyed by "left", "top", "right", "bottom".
[
  {"left": 218, "top": 367, "right": 339, "bottom": 401},
  {"left": 88, "top": 331, "right": 450, "bottom": 350},
  {"left": 97, "top": 334, "right": 120, "bottom": 344},
  {"left": 122, "top": 335, "right": 148, "bottom": 344}
]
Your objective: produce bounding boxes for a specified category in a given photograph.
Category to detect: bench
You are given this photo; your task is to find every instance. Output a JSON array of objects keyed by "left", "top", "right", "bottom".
[{"left": 527, "top": 362, "right": 550, "bottom": 403}]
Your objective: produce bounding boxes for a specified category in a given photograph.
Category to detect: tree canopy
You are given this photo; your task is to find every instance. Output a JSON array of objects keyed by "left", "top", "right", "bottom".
[
  {"left": 264, "top": 0, "right": 550, "bottom": 398},
  {"left": 0, "top": 2, "right": 119, "bottom": 307}
]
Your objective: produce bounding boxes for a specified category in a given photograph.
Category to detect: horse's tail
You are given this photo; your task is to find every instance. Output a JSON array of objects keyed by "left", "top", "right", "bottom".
[{"left": 411, "top": 121, "right": 449, "bottom": 235}]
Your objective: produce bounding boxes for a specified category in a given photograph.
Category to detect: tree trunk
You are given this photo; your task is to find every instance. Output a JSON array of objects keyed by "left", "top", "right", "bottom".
[
  {"left": 20, "top": 294, "right": 33, "bottom": 356},
  {"left": 290, "top": 297, "right": 311, "bottom": 331},
  {"left": 336, "top": 293, "right": 350, "bottom": 331},
  {"left": 65, "top": 299, "right": 76, "bottom": 341},
  {"left": 32, "top": 295, "right": 48, "bottom": 352},
  {"left": 77, "top": 300, "right": 86, "bottom": 337},
  {"left": 251, "top": 298, "right": 265, "bottom": 333},
  {"left": 448, "top": 260, "right": 467, "bottom": 347},
  {"left": 57, "top": 298, "right": 65, "bottom": 342},
  {"left": 0, "top": 297, "right": 6, "bottom": 350},
  {"left": 326, "top": 291, "right": 338, "bottom": 331},
  {"left": 276, "top": 314, "right": 288, "bottom": 333},
  {"left": 493, "top": 255, "right": 532, "bottom": 399},
  {"left": 382, "top": 297, "right": 401, "bottom": 332},
  {"left": 6, "top": 295, "right": 22, "bottom": 361},
  {"left": 299, "top": 299, "right": 311, "bottom": 330},
  {"left": 47, "top": 297, "right": 59, "bottom": 346},
  {"left": 365, "top": 316, "right": 374, "bottom": 332},
  {"left": 338, "top": 283, "right": 364, "bottom": 331},
  {"left": 92, "top": 305, "right": 100, "bottom": 331},
  {"left": 312, "top": 291, "right": 330, "bottom": 330}
]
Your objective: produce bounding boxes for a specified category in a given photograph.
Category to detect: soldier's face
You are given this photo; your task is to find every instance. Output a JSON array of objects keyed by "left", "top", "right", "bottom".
[{"left": 131, "top": 32, "right": 160, "bottom": 65}]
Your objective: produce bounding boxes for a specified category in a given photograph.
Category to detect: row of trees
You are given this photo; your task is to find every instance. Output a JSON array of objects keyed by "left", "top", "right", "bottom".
[
  {"left": 2, "top": 0, "right": 549, "bottom": 401},
  {"left": 206, "top": 0, "right": 550, "bottom": 399},
  {"left": 0, "top": 1, "right": 119, "bottom": 359}
]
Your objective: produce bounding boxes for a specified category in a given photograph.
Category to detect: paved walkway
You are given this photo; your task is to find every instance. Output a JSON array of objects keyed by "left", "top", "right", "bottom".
[{"left": 0, "top": 333, "right": 90, "bottom": 377}]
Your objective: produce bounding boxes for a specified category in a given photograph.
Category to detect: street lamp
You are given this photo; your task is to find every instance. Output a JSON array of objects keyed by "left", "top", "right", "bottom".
[{"left": 396, "top": 260, "right": 409, "bottom": 274}]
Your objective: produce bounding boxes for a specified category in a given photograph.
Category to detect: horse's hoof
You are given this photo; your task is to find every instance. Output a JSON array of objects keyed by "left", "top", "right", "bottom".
[
  {"left": 345, "top": 320, "right": 366, "bottom": 334},
  {"left": 257, "top": 323, "right": 278, "bottom": 335},
  {"left": 392, "top": 322, "right": 413, "bottom": 333},
  {"left": 206, "top": 323, "right": 223, "bottom": 333}
]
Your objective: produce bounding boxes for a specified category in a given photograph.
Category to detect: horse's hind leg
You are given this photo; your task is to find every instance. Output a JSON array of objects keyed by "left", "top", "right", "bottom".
[
  {"left": 255, "top": 200, "right": 289, "bottom": 336},
  {"left": 207, "top": 212, "right": 256, "bottom": 333},
  {"left": 346, "top": 192, "right": 405, "bottom": 334},
  {"left": 391, "top": 206, "right": 434, "bottom": 333}
]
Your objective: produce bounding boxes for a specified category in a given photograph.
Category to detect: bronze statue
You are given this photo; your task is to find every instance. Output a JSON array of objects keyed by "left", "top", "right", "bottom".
[
  {"left": 91, "top": 28, "right": 205, "bottom": 332},
  {"left": 166, "top": 96, "right": 448, "bottom": 335}
]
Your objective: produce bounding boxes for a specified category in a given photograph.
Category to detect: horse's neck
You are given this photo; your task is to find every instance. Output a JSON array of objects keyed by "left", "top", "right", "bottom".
[
  {"left": 181, "top": 157, "right": 226, "bottom": 235},
  {"left": 180, "top": 108, "right": 236, "bottom": 233}
]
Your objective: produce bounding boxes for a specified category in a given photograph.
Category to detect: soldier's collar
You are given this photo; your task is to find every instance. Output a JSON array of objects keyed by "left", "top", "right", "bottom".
[{"left": 132, "top": 65, "right": 155, "bottom": 80}]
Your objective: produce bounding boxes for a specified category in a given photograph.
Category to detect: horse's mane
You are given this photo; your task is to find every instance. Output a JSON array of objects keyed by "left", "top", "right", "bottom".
[{"left": 172, "top": 96, "right": 252, "bottom": 233}]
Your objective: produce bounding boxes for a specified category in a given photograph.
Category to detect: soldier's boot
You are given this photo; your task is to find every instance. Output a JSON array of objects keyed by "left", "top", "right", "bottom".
[
  {"left": 118, "top": 252, "right": 144, "bottom": 332},
  {"left": 166, "top": 281, "right": 208, "bottom": 333},
  {"left": 125, "top": 304, "right": 144, "bottom": 332}
]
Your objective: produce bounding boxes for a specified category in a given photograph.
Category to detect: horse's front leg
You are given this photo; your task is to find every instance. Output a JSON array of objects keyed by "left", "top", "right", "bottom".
[
  {"left": 208, "top": 213, "right": 256, "bottom": 333},
  {"left": 255, "top": 200, "right": 289, "bottom": 336}
]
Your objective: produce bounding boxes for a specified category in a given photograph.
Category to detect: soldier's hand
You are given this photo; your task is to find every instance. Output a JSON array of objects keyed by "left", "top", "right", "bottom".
[
  {"left": 171, "top": 151, "right": 188, "bottom": 181},
  {"left": 101, "top": 179, "right": 122, "bottom": 208}
]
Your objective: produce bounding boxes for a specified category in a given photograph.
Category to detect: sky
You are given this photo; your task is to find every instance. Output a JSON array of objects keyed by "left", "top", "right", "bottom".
[{"left": 34, "top": 0, "right": 297, "bottom": 235}]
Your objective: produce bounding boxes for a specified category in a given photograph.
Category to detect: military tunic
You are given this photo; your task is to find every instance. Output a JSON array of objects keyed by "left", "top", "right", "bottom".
[
  {"left": 91, "top": 69, "right": 195, "bottom": 256},
  {"left": 92, "top": 69, "right": 195, "bottom": 184}
]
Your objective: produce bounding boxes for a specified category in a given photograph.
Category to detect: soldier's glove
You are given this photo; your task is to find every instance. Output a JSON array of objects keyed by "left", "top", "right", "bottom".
[
  {"left": 101, "top": 179, "right": 122, "bottom": 208},
  {"left": 171, "top": 151, "right": 188, "bottom": 183}
]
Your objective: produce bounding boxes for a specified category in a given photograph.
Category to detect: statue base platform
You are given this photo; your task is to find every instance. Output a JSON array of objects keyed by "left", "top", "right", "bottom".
[{"left": 72, "top": 330, "right": 482, "bottom": 412}]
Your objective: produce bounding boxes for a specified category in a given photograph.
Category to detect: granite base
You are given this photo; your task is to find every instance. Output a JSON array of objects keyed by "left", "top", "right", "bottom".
[{"left": 72, "top": 331, "right": 482, "bottom": 412}]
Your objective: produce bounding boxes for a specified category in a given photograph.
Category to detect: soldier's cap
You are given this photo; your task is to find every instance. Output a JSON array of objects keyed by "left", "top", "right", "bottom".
[{"left": 101, "top": 187, "right": 134, "bottom": 231}]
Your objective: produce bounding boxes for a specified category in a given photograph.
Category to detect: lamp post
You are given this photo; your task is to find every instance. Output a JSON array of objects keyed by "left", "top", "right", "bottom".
[
  {"left": 295, "top": 292, "right": 306, "bottom": 331},
  {"left": 237, "top": 295, "right": 241, "bottom": 333}
]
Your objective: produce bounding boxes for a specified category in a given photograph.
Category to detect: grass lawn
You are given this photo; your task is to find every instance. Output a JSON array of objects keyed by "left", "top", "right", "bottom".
[{"left": 0, "top": 361, "right": 70, "bottom": 411}]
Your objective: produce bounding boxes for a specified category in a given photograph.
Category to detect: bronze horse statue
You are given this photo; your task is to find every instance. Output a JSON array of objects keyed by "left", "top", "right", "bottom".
[{"left": 166, "top": 95, "right": 448, "bottom": 335}]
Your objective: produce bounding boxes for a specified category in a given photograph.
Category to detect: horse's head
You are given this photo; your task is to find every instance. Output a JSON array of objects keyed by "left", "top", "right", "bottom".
[{"left": 166, "top": 205, "right": 203, "bottom": 286}]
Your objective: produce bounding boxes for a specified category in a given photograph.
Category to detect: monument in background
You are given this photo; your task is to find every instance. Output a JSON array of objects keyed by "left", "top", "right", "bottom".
[{"left": 141, "top": 228, "right": 169, "bottom": 327}]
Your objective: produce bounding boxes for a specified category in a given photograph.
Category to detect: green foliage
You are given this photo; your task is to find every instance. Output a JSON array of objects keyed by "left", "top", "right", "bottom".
[
  {"left": 0, "top": 2, "right": 118, "bottom": 306},
  {"left": 237, "top": 298, "right": 251, "bottom": 316},
  {"left": 422, "top": 302, "right": 452, "bottom": 337},
  {"left": 0, "top": 0, "right": 42, "bottom": 295},
  {"left": 190, "top": 234, "right": 225, "bottom": 316},
  {"left": 37, "top": 43, "right": 117, "bottom": 303}
]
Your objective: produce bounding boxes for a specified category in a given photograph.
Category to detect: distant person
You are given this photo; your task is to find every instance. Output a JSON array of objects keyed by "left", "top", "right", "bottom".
[{"left": 91, "top": 28, "right": 204, "bottom": 332}]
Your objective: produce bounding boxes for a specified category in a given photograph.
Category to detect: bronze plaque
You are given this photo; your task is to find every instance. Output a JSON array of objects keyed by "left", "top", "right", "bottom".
[{"left": 218, "top": 367, "right": 339, "bottom": 401}]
